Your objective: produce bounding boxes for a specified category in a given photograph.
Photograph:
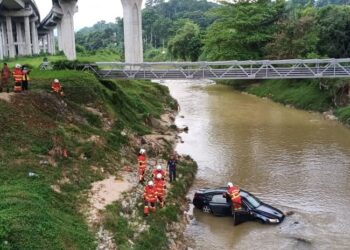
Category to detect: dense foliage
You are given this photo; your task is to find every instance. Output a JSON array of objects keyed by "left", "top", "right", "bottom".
[
  {"left": 75, "top": 0, "right": 216, "bottom": 61},
  {"left": 143, "top": 0, "right": 217, "bottom": 48},
  {"left": 202, "top": 0, "right": 350, "bottom": 61},
  {"left": 75, "top": 0, "right": 350, "bottom": 62},
  {"left": 168, "top": 20, "right": 202, "bottom": 61},
  {"left": 203, "top": 0, "right": 285, "bottom": 60},
  {"left": 75, "top": 20, "right": 123, "bottom": 54}
]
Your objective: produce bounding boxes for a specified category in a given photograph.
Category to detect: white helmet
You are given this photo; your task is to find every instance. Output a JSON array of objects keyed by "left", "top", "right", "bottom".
[
  {"left": 156, "top": 165, "right": 162, "bottom": 170},
  {"left": 139, "top": 148, "right": 146, "bottom": 154},
  {"left": 54, "top": 79, "right": 59, "bottom": 83},
  {"left": 15, "top": 64, "right": 21, "bottom": 68},
  {"left": 227, "top": 182, "right": 233, "bottom": 188},
  {"left": 148, "top": 181, "right": 154, "bottom": 186},
  {"left": 156, "top": 173, "right": 162, "bottom": 179}
]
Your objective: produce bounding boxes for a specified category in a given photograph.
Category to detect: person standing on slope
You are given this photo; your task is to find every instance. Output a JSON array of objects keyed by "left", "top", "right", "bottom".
[{"left": 138, "top": 148, "right": 147, "bottom": 183}]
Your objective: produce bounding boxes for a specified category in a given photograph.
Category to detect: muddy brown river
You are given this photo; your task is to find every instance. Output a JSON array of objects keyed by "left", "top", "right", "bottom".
[{"left": 162, "top": 80, "right": 350, "bottom": 250}]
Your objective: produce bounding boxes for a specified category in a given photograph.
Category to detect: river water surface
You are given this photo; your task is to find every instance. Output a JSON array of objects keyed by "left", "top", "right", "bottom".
[{"left": 162, "top": 80, "right": 350, "bottom": 250}]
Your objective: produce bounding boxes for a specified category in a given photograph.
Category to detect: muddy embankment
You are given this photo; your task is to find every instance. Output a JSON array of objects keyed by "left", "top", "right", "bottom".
[{"left": 86, "top": 110, "right": 197, "bottom": 250}]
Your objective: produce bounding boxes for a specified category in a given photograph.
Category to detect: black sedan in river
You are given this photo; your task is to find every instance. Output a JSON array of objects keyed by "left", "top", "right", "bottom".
[{"left": 193, "top": 187, "right": 285, "bottom": 225}]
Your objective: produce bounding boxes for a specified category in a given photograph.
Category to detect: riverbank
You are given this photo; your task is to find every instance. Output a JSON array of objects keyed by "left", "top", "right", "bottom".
[
  {"left": 99, "top": 110, "right": 198, "bottom": 250},
  {"left": 219, "top": 79, "right": 350, "bottom": 126},
  {"left": 0, "top": 71, "right": 197, "bottom": 249}
]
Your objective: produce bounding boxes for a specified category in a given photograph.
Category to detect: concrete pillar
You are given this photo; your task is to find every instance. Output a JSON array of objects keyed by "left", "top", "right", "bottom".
[
  {"left": 38, "top": 37, "right": 41, "bottom": 53},
  {"left": 57, "top": 22, "right": 63, "bottom": 51},
  {"left": 43, "top": 36, "right": 47, "bottom": 53},
  {"left": 31, "top": 20, "right": 39, "bottom": 54},
  {"left": 0, "top": 24, "right": 3, "bottom": 60},
  {"left": 47, "top": 33, "right": 52, "bottom": 54},
  {"left": 24, "top": 16, "right": 32, "bottom": 55},
  {"left": 1, "top": 22, "right": 8, "bottom": 57},
  {"left": 50, "top": 29, "right": 56, "bottom": 55},
  {"left": 59, "top": 0, "right": 77, "bottom": 60},
  {"left": 16, "top": 22, "right": 24, "bottom": 55},
  {"left": 6, "top": 16, "right": 15, "bottom": 58},
  {"left": 121, "top": 0, "right": 143, "bottom": 64}
]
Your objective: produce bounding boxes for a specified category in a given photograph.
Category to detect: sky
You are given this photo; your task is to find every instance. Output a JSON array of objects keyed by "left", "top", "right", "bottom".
[{"left": 35, "top": 0, "right": 145, "bottom": 31}]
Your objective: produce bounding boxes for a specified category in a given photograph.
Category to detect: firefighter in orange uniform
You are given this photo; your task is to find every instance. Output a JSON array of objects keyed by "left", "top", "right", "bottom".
[
  {"left": 154, "top": 173, "right": 166, "bottom": 208},
  {"left": 226, "top": 182, "right": 242, "bottom": 212},
  {"left": 143, "top": 181, "right": 157, "bottom": 216},
  {"left": 13, "top": 64, "right": 23, "bottom": 93},
  {"left": 137, "top": 148, "right": 147, "bottom": 183},
  {"left": 152, "top": 165, "right": 167, "bottom": 180},
  {"left": 51, "top": 79, "right": 64, "bottom": 96}
]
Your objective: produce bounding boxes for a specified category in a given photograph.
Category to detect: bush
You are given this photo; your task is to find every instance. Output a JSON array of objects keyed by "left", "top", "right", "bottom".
[
  {"left": 248, "top": 79, "right": 333, "bottom": 111},
  {"left": 52, "top": 60, "right": 91, "bottom": 70},
  {"left": 335, "top": 106, "right": 350, "bottom": 124}
]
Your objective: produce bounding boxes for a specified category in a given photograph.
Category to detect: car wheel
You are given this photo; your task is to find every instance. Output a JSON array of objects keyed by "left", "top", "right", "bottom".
[{"left": 202, "top": 205, "right": 211, "bottom": 214}]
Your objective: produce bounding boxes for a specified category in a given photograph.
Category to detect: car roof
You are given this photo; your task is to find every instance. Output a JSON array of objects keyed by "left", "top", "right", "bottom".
[{"left": 198, "top": 187, "right": 248, "bottom": 196}]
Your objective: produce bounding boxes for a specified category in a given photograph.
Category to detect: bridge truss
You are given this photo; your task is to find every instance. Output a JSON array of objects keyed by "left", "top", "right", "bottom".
[{"left": 83, "top": 58, "right": 350, "bottom": 80}]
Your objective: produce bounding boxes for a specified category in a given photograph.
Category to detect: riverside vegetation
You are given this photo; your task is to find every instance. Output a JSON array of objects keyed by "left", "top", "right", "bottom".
[
  {"left": 74, "top": 0, "right": 350, "bottom": 123},
  {"left": 0, "top": 67, "right": 197, "bottom": 249},
  {"left": 219, "top": 78, "right": 350, "bottom": 125}
]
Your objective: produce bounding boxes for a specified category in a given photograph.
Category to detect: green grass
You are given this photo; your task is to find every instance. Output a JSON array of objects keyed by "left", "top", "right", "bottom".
[
  {"left": 0, "top": 51, "right": 120, "bottom": 69},
  {"left": 335, "top": 106, "right": 350, "bottom": 125},
  {"left": 0, "top": 69, "right": 175, "bottom": 249},
  {"left": 104, "top": 203, "right": 135, "bottom": 250},
  {"left": 247, "top": 79, "right": 333, "bottom": 112},
  {"left": 0, "top": 180, "right": 95, "bottom": 250}
]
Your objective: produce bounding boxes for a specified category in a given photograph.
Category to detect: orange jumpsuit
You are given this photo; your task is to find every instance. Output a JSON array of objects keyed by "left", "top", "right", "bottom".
[
  {"left": 152, "top": 169, "right": 167, "bottom": 179},
  {"left": 13, "top": 68, "right": 23, "bottom": 92},
  {"left": 51, "top": 81, "right": 64, "bottom": 96},
  {"left": 144, "top": 185, "right": 157, "bottom": 215},
  {"left": 138, "top": 154, "right": 147, "bottom": 182},
  {"left": 154, "top": 178, "right": 166, "bottom": 208},
  {"left": 227, "top": 186, "right": 242, "bottom": 210}
]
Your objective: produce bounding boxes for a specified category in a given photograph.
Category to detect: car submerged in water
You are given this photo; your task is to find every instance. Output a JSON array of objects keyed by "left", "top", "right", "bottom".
[{"left": 193, "top": 187, "right": 285, "bottom": 225}]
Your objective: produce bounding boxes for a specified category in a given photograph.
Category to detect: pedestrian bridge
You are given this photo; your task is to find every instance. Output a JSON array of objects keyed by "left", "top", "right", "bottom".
[{"left": 84, "top": 58, "right": 350, "bottom": 80}]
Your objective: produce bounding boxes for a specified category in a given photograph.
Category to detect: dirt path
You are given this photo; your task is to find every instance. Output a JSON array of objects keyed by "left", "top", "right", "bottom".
[
  {"left": 0, "top": 92, "right": 14, "bottom": 102},
  {"left": 87, "top": 176, "right": 134, "bottom": 250},
  {"left": 88, "top": 176, "right": 133, "bottom": 224}
]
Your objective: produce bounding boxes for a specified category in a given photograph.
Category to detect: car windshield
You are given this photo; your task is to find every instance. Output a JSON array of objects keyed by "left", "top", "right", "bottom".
[{"left": 245, "top": 194, "right": 261, "bottom": 208}]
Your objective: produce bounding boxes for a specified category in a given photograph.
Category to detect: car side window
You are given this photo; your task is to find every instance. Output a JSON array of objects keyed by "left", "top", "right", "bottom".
[{"left": 211, "top": 194, "right": 228, "bottom": 204}]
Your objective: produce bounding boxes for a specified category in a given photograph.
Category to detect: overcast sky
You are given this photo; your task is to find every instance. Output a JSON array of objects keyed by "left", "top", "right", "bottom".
[{"left": 35, "top": 0, "right": 145, "bottom": 31}]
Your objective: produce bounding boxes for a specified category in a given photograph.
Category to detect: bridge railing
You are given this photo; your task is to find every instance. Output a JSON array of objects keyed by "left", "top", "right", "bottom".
[{"left": 82, "top": 58, "right": 350, "bottom": 80}]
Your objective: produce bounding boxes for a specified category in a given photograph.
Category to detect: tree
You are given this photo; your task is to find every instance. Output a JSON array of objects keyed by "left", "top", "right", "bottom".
[
  {"left": 202, "top": 0, "right": 286, "bottom": 61},
  {"left": 168, "top": 20, "right": 202, "bottom": 61},
  {"left": 316, "top": 5, "right": 350, "bottom": 58},
  {"left": 142, "top": 0, "right": 217, "bottom": 49},
  {"left": 316, "top": 0, "right": 350, "bottom": 7},
  {"left": 265, "top": 7, "right": 320, "bottom": 59},
  {"left": 145, "top": 0, "right": 165, "bottom": 7},
  {"left": 75, "top": 20, "right": 124, "bottom": 52}
]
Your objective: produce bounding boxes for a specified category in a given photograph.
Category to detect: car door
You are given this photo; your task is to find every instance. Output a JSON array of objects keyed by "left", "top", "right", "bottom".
[
  {"left": 209, "top": 194, "right": 231, "bottom": 216},
  {"left": 233, "top": 201, "right": 253, "bottom": 225}
]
